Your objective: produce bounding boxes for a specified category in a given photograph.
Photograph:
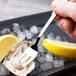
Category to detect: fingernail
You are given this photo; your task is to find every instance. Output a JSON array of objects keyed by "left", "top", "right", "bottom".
[
  {"left": 62, "top": 23, "right": 72, "bottom": 31},
  {"left": 62, "top": 23, "right": 67, "bottom": 31}
]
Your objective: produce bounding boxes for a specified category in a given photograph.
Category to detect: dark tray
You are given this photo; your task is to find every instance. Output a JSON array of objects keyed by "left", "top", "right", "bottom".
[{"left": 0, "top": 11, "right": 76, "bottom": 76}]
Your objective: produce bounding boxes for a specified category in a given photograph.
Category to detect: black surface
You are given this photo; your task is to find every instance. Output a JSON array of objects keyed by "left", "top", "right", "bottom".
[
  {"left": 0, "top": 11, "right": 76, "bottom": 76},
  {"left": 50, "top": 69, "right": 76, "bottom": 76}
]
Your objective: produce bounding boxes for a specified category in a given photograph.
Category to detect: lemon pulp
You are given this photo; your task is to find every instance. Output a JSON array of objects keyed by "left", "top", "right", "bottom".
[
  {"left": 0, "top": 35, "right": 23, "bottom": 62},
  {"left": 43, "top": 39, "right": 76, "bottom": 58}
]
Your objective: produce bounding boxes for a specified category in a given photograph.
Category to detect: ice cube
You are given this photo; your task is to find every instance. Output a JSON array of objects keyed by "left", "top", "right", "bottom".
[
  {"left": 0, "top": 63, "right": 10, "bottom": 75},
  {"left": 53, "top": 60, "right": 64, "bottom": 68},
  {"left": 38, "top": 46, "right": 45, "bottom": 53},
  {"left": 37, "top": 56, "right": 45, "bottom": 63},
  {"left": 24, "top": 29, "right": 33, "bottom": 39},
  {"left": 17, "top": 30, "right": 25, "bottom": 39},
  {"left": 40, "top": 62, "right": 53, "bottom": 71},
  {"left": 45, "top": 54, "right": 53, "bottom": 63},
  {"left": 47, "top": 33, "right": 55, "bottom": 40},
  {"left": 12, "top": 23, "right": 20, "bottom": 33},
  {"left": 1, "top": 28, "right": 10, "bottom": 35},
  {"left": 32, "top": 38, "right": 36, "bottom": 44},
  {"left": 39, "top": 35, "right": 45, "bottom": 46},
  {"left": 55, "top": 36, "right": 61, "bottom": 41},
  {"left": 38, "top": 27, "right": 42, "bottom": 33},
  {"left": 29, "top": 25, "right": 38, "bottom": 34}
]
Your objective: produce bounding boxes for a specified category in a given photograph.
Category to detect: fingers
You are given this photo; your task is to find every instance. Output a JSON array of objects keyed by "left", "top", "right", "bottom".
[
  {"left": 51, "top": 0, "right": 76, "bottom": 39},
  {"left": 51, "top": 0, "right": 76, "bottom": 22},
  {"left": 68, "top": 25, "right": 76, "bottom": 39},
  {"left": 59, "top": 18, "right": 76, "bottom": 39},
  {"left": 59, "top": 18, "right": 74, "bottom": 31}
]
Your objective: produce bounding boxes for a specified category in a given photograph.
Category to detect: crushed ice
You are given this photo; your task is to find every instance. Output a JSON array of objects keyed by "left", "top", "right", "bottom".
[{"left": 0, "top": 22, "right": 72, "bottom": 76}]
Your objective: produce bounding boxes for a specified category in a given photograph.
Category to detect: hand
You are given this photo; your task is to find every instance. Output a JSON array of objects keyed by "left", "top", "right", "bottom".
[{"left": 51, "top": 0, "right": 76, "bottom": 39}]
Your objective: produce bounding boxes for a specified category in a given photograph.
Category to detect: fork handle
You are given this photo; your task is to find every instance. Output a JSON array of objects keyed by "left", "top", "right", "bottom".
[
  {"left": 38, "top": 0, "right": 68, "bottom": 38},
  {"left": 38, "top": 11, "right": 56, "bottom": 37},
  {"left": 32, "top": 12, "right": 56, "bottom": 50}
]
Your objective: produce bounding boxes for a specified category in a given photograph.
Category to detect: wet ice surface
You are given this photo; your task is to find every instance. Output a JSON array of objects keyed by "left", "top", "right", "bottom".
[
  {"left": 24, "top": 29, "right": 33, "bottom": 39},
  {"left": 12, "top": 23, "right": 20, "bottom": 33},
  {"left": 53, "top": 60, "right": 64, "bottom": 68},
  {"left": 17, "top": 30, "right": 26, "bottom": 39},
  {"left": 0, "top": 63, "right": 10, "bottom": 75},
  {"left": 1, "top": 28, "right": 10, "bottom": 34},
  {"left": 0, "top": 22, "right": 75, "bottom": 76},
  {"left": 29, "top": 25, "right": 38, "bottom": 34},
  {"left": 44, "top": 54, "right": 53, "bottom": 63},
  {"left": 47, "top": 32, "right": 55, "bottom": 40},
  {"left": 40, "top": 62, "right": 53, "bottom": 71}
]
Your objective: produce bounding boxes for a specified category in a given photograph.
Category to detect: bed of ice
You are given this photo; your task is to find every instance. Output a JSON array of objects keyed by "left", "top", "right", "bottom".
[{"left": 0, "top": 23, "right": 75, "bottom": 76}]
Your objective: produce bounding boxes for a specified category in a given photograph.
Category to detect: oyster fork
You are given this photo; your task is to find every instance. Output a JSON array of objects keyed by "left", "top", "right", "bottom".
[{"left": 19, "top": 11, "right": 56, "bottom": 67}]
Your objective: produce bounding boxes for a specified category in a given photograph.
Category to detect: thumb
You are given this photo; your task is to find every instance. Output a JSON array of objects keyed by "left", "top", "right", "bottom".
[{"left": 51, "top": 0, "right": 76, "bottom": 22}]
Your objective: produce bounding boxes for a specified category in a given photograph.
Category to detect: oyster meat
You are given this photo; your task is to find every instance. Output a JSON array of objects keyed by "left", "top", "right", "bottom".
[{"left": 3, "top": 42, "right": 35, "bottom": 76}]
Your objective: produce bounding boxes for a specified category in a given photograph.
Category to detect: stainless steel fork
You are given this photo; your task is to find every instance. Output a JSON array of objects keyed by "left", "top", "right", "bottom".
[{"left": 19, "top": 11, "right": 56, "bottom": 67}]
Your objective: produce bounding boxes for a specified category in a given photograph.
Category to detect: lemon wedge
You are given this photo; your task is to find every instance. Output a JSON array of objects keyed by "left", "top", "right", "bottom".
[
  {"left": 0, "top": 34, "right": 23, "bottom": 62},
  {"left": 43, "top": 39, "right": 76, "bottom": 58}
]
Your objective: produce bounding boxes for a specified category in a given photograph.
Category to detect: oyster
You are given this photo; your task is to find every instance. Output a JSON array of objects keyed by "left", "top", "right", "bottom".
[{"left": 3, "top": 42, "right": 35, "bottom": 76}]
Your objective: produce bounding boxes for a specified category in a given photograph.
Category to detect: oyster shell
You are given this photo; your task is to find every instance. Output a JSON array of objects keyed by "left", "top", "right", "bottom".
[{"left": 3, "top": 42, "right": 35, "bottom": 76}]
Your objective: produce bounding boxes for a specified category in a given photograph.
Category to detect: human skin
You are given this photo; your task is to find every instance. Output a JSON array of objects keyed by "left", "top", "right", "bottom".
[{"left": 51, "top": 0, "right": 76, "bottom": 39}]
